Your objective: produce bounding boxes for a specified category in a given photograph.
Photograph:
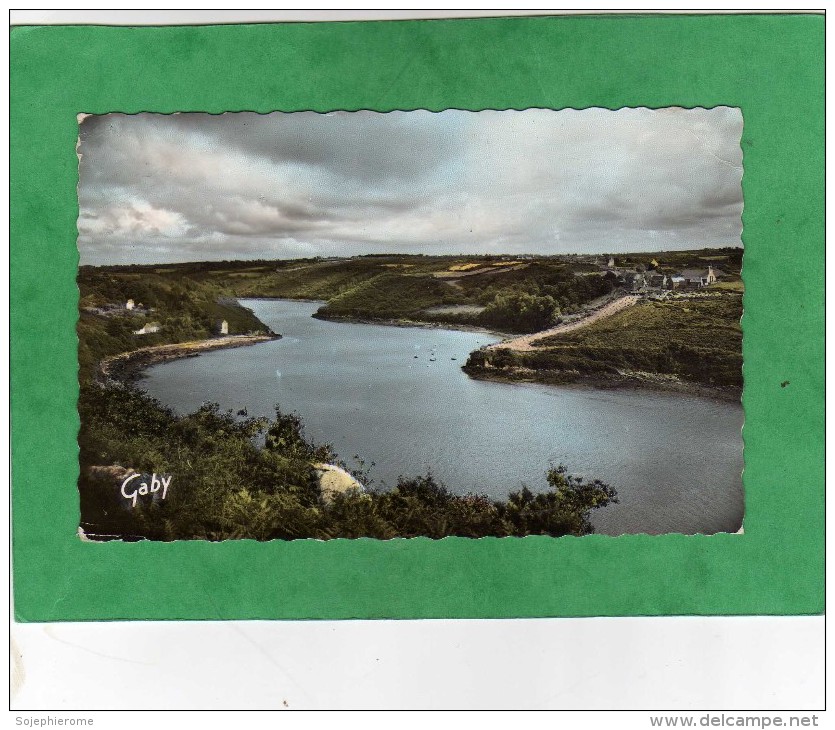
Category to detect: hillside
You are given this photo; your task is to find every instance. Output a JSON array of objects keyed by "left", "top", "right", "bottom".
[
  {"left": 77, "top": 268, "right": 274, "bottom": 381},
  {"left": 464, "top": 293, "right": 743, "bottom": 394}
]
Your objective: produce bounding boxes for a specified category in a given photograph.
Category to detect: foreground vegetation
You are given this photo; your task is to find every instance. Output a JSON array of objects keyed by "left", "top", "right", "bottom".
[{"left": 79, "top": 384, "right": 617, "bottom": 540}]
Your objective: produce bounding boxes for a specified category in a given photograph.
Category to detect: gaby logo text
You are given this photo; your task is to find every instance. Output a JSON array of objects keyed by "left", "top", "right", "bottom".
[{"left": 120, "top": 472, "right": 172, "bottom": 508}]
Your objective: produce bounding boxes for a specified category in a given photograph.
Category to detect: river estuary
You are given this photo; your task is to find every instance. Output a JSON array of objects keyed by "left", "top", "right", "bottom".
[{"left": 139, "top": 298, "right": 744, "bottom": 536}]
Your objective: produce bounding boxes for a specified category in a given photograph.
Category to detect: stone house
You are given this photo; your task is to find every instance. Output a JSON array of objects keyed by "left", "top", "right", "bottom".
[{"left": 648, "top": 272, "right": 668, "bottom": 289}]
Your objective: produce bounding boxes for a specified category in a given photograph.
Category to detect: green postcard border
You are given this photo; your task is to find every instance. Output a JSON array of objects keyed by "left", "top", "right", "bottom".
[{"left": 10, "top": 15, "right": 824, "bottom": 620}]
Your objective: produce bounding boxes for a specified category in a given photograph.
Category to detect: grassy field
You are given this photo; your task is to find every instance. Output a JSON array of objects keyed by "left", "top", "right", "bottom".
[
  {"left": 229, "top": 259, "right": 384, "bottom": 300},
  {"left": 315, "top": 272, "right": 467, "bottom": 321},
  {"left": 710, "top": 280, "right": 745, "bottom": 292}
]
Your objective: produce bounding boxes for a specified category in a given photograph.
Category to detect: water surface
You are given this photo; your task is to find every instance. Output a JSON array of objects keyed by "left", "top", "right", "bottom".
[{"left": 140, "top": 299, "right": 744, "bottom": 535}]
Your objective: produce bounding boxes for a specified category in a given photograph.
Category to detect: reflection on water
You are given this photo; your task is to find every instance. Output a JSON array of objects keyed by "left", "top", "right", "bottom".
[{"left": 140, "top": 299, "right": 744, "bottom": 536}]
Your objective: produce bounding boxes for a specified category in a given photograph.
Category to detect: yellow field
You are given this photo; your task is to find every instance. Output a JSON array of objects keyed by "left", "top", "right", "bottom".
[{"left": 710, "top": 280, "right": 744, "bottom": 292}]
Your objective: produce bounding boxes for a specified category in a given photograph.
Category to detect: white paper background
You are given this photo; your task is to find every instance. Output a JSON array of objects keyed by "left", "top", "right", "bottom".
[{"left": 10, "top": 617, "right": 825, "bottom": 710}]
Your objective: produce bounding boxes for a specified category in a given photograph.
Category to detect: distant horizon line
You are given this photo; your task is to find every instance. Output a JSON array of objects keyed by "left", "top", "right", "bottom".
[{"left": 80, "top": 246, "right": 744, "bottom": 268}]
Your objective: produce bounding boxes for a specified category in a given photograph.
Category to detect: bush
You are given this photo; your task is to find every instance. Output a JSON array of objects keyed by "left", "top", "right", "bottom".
[{"left": 478, "top": 292, "right": 559, "bottom": 333}]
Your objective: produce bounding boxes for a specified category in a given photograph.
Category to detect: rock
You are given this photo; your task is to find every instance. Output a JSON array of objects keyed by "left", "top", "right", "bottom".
[
  {"left": 312, "top": 463, "right": 364, "bottom": 503},
  {"left": 87, "top": 464, "right": 136, "bottom": 486}
]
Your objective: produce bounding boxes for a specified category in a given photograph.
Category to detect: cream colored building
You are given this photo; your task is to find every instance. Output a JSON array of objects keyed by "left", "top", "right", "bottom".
[{"left": 134, "top": 322, "right": 161, "bottom": 335}]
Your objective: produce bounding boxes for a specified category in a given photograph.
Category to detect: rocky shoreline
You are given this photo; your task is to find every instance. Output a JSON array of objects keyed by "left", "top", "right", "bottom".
[
  {"left": 96, "top": 333, "right": 281, "bottom": 384},
  {"left": 462, "top": 364, "right": 742, "bottom": 403}
]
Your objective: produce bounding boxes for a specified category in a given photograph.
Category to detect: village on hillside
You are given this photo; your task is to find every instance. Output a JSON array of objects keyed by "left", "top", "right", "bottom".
[{"left": 596, "top": 256, "right": 723, "bottom": 295}]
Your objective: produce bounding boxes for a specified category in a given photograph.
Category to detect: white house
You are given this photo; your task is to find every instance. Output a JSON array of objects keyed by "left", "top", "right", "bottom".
[
  {"left": 134, "top": 322, "right": 161, "bottom": 335},
  {"left": 678, "top": 266, "right": 718, "bottom": 288},
  {"left": 220, "top": 320, "right": 229, "bottom": 335},
  {"left": 125, "top": 299, "right": 135, "bottom": 310}
]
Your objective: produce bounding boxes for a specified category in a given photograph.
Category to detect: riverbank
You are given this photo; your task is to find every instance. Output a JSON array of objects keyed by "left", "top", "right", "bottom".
[
  {"left": 237, "top": 295, "right": 502, "bottom": 335},
  {"left": 312, "top": 310, "right": 504, "bottom": 337},
  {"left": 238, "top": 295, "right": 326, "bottom": 304},
  {"left": 465, "top": 293, "right": 743, "bottom": 400},
  {"left": 96, "top": 333, "right": 281, "bottom": 383},
  {"left": 462, "top": 363, "right": 741, "bottom": 402}
]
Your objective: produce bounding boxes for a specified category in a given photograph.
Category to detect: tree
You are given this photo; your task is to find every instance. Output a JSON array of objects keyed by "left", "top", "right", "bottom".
[
  {"left": 479, "top": 292, "right": 560, "bottom": 333},
  {"left": 500, "top": 465, "right": 618, "bottom": 536}
]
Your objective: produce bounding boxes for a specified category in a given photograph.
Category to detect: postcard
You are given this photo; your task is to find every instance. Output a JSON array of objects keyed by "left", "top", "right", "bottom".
[{"left": 10, "top": 15, "right": 823, "bottom": 621}]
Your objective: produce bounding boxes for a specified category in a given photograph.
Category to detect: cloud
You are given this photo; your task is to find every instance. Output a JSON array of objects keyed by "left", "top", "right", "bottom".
[{"left": 77, "top": 108, "right": 743, "bottom": 265}]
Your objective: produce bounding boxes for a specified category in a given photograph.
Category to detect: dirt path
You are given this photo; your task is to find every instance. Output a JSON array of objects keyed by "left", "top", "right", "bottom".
[{"left": 487, "top": 294, "right": 640, "bottom": 352}]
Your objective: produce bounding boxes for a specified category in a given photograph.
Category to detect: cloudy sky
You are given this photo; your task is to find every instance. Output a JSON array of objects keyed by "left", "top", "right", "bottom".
[{"left": 77, "top": 108, "right": 743, "bottom": 265}]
